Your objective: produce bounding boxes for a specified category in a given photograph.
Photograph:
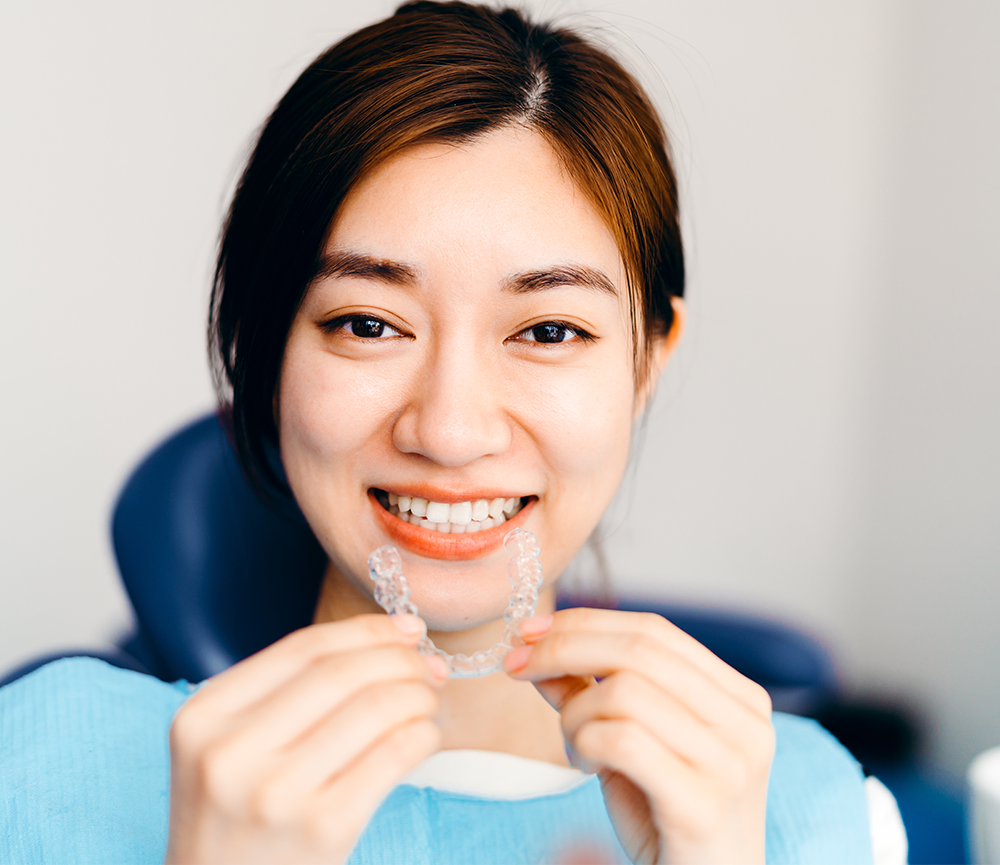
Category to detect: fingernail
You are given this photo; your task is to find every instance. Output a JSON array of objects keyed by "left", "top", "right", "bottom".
[
  {"left": 503, "top": 644, "right": 532, "bottom": 673},
  {"left": 426, "top": 654, "right": 450, "bottom": 680},
  {"left": 518, "top": 614, "right": 553, "bottom": 638},
  {"left": 391, "top": 614, "right": 425, "bottom": 637}
]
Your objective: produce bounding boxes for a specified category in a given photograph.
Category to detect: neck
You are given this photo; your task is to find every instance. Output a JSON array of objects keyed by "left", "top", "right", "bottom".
[{"left": 312, "top": 561, "right": 568, "bottom": 765}]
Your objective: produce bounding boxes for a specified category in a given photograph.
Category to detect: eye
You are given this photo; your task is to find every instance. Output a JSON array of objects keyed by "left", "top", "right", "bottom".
[
  {"left": 323, "top": 314, "right": 404, "bottom": 339},
  {"left": 513, "top": 321, "right": 594, "bottom": 344}
]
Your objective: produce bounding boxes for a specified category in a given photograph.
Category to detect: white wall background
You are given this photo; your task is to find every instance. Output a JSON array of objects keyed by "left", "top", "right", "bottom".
[{"left": 1, "top": 1, "right": 997, "bottom": 781}]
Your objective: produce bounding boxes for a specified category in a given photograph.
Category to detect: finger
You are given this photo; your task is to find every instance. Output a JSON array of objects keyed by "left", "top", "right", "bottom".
[
  {"left": 219, "top": 642, "right": 446, "bottom": 754},
  {"left": 526, "top": 608, "right": 771, "bottom": 718},
  {"left": 242, "top": 679, "right": 441, "bottom": 824},
  {"left": 507, "top": 629, "right": 756, "bottom": 731},
  {"left": 231, "top": 646, "right": 447, "bottom": 751},
  {"left": 570, "top": 717, "right": 704, "bottom": 823},
  {"left": 305, "top": 717, "right": 443, "bottom": 852},
  {"left": 560, "top": 670, "right": 735, "bottom": 773},
  {"left": 530, "top": 673, "right": 594, "bottom": 713},
  {"left": 574, "top": 716, "right": 770, "bottom": 863},
  {"left": 187, "top": 614, "right": 426, "bottom": 720},
  {"left": 187, "top": 677, "right": 440, "bottom": 821}
]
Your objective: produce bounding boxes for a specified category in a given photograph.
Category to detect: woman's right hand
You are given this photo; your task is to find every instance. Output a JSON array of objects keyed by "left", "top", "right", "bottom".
[{"left": 164, "top": 614, "right": 447, "bottom": 865}]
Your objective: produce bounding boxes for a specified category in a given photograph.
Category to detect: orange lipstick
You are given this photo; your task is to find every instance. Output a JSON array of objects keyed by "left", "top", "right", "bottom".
[{"left": 369, "top": 490, "right": 534, "bottom": 560}]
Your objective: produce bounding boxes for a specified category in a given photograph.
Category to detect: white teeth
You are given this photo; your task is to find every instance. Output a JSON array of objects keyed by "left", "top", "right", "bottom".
[
  {"left": 449, "top": 501, "right": 472, "bottom": 525},
  {"left": 425, "top": 501, "right": 450, "bottom": 523},
  {"left": 384, "top": 491, "right": 525, "bottom": 534}
]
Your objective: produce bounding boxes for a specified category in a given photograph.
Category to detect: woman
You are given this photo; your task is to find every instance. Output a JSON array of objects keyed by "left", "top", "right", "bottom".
[{"left": 0, "top": 2, "right": 891, "bottom": 863}]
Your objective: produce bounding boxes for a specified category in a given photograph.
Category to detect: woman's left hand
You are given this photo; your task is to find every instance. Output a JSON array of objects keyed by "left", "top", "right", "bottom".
[{"left": 503, "top": 607, "right": 774, "bottom": 865}]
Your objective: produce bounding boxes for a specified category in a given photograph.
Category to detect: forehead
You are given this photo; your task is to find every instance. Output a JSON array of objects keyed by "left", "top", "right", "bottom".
[{"left": 324, "top": 126, "right": 627, "bottom": 288}]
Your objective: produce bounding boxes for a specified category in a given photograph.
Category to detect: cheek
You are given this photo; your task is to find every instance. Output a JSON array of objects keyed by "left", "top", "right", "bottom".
[
  {"left": 522, "top": 365, "right": 635, "bottom": 585},
  {"left": 525, "top": 358, "right": 636, "bottom": 505},
  {"left": 277, "top": 344, "right": 397, "bottom": 495}
]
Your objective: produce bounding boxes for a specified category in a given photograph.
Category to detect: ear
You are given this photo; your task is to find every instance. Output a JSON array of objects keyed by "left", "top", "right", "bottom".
[{"left": 634, "top": 296, "right": 685, "bottom": 418}]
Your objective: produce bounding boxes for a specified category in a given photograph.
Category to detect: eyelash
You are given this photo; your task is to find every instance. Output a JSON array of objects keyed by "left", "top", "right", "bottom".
[
  {"left": 321, "top": 314, "right": 405, "bottom": 340},
  {"left": 509, "top": 321, "right": 596, "bottom": 345},
  {"left": 321, "top": 314, "right": 596, "bottom": 346}
]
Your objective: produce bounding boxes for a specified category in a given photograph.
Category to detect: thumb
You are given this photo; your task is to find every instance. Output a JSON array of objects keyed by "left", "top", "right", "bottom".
[
  {"left": 530, "top": 673, "right": 595, "bottom": 713},
  {"left": 530, "top": 674, "right": 594, "bottom": 771}
]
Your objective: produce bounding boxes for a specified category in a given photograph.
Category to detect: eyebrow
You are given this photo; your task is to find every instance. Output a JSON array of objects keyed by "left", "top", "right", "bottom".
[
  {"left": 311, "top": 250, "right": 418, "bottom": 287},
  {"left": 311, "top": 251, "right": 617, "bottom": 297},
  {"left": 502, "top": 265, "right": 618, "bottom": 298}
]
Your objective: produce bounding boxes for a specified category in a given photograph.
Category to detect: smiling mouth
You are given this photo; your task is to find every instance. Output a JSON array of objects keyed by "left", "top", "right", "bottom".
[{"left": 372, "top": 489, "right": 529, "bottom": 534}]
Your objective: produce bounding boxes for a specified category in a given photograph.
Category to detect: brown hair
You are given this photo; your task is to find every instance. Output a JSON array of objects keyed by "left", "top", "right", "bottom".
[{"left": 211, "top": 0, "right": 684, "bottom": 491}]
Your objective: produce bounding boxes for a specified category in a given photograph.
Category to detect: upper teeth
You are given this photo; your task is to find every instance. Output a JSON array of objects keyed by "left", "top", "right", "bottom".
[{"left": 385, "top": 493, "right": 522, "bottom": 533}]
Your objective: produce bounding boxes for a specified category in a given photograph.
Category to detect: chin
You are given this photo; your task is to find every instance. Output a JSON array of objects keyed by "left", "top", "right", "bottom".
[{"left": 397, "top": 560, "right": 513, "bottom": 633}]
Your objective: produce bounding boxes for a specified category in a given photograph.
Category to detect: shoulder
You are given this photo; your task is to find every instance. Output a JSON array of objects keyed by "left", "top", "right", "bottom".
[
  {"left": 770, "top": 711, "right": 864, "bottom": 783},
  {"left": 1, "top": 654, "right": 192, "bottom": 705},
  {"left": 0, "top": 657, "right": 192, "bottom": 865},
  {"left": 0, "top": 656, "right": 192, "bottom": 755},
  {"left": 765, "top": 712, "right": 873, "bottom": 865}
]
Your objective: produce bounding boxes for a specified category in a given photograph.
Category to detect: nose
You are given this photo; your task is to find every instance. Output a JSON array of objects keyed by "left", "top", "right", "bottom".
[{"left": 392, "top": 340, "right": 511, "bottom": 466}]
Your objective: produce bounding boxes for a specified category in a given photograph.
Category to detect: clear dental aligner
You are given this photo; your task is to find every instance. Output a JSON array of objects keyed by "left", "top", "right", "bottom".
[{"left": 367, "top": 528, "right": 544, "bottom": 677}]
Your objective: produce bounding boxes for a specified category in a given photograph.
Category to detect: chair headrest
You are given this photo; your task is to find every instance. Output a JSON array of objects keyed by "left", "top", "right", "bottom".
[{"left": 112, "top": 412, "right": 326, "bottom": 682}]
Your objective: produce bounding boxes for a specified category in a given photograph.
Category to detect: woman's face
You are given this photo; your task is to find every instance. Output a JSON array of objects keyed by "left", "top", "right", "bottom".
[{"left": 279, "top": 126, "right": 646, "bottom": 632}]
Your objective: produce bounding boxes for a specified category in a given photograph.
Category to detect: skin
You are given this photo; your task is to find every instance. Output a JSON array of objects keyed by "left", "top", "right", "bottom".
[{"left": 166, "top": 126, "right": 772, "bottom": 865}]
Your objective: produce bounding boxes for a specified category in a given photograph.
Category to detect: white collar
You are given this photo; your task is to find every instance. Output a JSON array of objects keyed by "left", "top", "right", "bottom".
[{"left": 402, "top": 748, "right": 590, "bottom": 799}]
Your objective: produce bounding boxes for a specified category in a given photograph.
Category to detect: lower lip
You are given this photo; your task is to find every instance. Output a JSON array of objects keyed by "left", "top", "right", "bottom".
[{"left": 370, "top": 491, "right": 535, "bottom": 561}]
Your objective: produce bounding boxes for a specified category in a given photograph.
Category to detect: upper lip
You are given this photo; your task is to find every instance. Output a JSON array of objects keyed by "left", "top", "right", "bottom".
[{"left": 371, "top": 485, "right": 531, "bottom": 504}]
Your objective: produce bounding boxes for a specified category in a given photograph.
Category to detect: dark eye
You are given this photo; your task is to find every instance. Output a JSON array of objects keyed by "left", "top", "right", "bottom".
[
  {"left": 515, "top": 321, "right": 592, "bottom": 344},
  {"left": 533, "top": 324, "right": 570, "bottom": 343},
  {"left": 324, "top": 314, "right": 403, "bottom": 339},
  {"left": 349, "top": 317, "right": 388, "bottom": 338}
]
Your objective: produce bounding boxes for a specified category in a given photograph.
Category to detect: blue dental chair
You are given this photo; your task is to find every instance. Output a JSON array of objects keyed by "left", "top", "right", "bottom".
[{"left": 0, "top": 411, "right": 968, "bottom": 862}]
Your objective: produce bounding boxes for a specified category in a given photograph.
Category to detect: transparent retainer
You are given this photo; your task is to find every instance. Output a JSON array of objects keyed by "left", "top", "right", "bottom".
[{"left": 367, "top": 528, "right": 543, "bottom": 677}]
